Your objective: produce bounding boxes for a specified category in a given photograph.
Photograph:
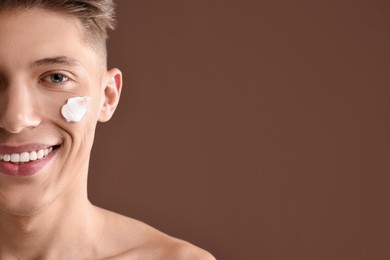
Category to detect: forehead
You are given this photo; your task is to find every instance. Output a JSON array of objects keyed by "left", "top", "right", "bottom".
[{"left": 0, "top": 8, "right": 99, "bottom": 71}]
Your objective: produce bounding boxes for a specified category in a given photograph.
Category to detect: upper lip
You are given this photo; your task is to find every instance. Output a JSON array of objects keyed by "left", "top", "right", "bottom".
[{"left": 0, "top": 144, "right": 59, "bottom": 154}]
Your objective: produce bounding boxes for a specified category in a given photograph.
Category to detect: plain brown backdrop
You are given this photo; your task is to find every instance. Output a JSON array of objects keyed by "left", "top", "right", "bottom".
[{"left": 88, "top": 1, "right": 390, "bottom": 259}]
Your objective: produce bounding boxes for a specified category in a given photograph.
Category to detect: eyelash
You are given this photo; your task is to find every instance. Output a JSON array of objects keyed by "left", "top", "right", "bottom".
[{"left": 40, "top": 72, "right": 72, "bottom": 86}]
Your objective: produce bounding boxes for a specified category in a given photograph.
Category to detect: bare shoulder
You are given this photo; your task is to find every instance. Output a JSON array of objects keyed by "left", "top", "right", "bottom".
[
  {"left": 147, "top": 238, "right": 216, "bottom": 260},
  {"left": 96, "top": 207, "right": 215, "bottom": 260},
  {"left": 167, "top": 240, "right": 216, "bottom": 260},
  {"left": 117, "top": 237, "right": 216, "bottom": 260}
]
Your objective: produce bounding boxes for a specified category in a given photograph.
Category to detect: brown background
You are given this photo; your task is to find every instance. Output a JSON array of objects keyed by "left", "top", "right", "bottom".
[{"left": 88, "top": 0, "right": 390, "bottom": 259}]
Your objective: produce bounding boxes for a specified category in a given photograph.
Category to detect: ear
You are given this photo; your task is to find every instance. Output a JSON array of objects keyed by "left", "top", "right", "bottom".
[{"left": 98, "top": 68, "right": 122, "bottom": 122}]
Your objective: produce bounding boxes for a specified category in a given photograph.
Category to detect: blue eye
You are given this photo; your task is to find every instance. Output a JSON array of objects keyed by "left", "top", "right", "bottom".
[
  {"left": 41, "top": 73, "right": 70, "bottom": 85},
  {"left": 47, "top": 73, "right": 68, "bottom": 83}
]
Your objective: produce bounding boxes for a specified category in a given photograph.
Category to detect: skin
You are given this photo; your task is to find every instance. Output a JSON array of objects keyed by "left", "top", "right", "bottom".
[{"left": 0, "top": 8, "right": 215, "bottom": 260}]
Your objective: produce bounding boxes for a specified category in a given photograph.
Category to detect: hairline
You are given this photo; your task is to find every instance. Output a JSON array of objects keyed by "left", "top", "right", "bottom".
[{"left": 1, "top": 6, "right": 109, "bottom": 70}]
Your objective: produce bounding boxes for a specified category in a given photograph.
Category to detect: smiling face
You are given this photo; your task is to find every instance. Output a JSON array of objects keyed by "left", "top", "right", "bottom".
[{"left": 0, "top": 8, "right": 121, "bottom": 216}]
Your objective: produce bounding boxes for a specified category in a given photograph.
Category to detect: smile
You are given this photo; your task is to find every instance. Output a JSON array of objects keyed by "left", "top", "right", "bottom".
[
  {"left": 0, "top": 145, "right": 60, "bottom": 176},
  {"left": 0, "top": 146, "right": 55, "bottom": 164}
]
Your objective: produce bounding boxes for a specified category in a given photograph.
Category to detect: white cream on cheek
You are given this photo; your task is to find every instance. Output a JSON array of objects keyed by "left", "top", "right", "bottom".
[{"left": 61, "top": 96, "right": 92, "bottom": 122}]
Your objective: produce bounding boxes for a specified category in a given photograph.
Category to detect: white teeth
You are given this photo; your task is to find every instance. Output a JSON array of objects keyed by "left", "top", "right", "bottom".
[
  {"left": 37, "top": 150, "right": 44, "bottom": 159},
  {"left": 20, "top": 152, "right": 29, "bottom": 163},
  {"left": 10, "top": 154, "right": 19, "bottom": 163},
  {"left": 0, "top": 147, "right": 55, "bottom": 164},
  {"left": 29, "top": 151, "right": 37, "bottom": 161}
]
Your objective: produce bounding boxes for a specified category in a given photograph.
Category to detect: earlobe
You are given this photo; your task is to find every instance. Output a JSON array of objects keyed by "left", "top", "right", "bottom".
[{"left": 98, "top": 68, "right": 122, "bottom": 122}]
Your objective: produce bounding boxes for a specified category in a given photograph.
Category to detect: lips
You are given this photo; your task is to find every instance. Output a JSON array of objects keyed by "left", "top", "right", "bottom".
[{"left": 0, "top": 144, "right": 60, "bottom": 176}]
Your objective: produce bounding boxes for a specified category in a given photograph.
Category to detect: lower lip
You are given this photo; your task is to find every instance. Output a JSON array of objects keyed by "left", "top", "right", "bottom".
[{"left": 0, "top": 149, "right": 58, "bottom": 177}]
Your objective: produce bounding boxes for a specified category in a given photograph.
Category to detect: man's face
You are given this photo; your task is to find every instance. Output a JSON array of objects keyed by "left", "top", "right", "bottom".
[{"left": 0, "top": 8, "right": 120, "bottom": 216}]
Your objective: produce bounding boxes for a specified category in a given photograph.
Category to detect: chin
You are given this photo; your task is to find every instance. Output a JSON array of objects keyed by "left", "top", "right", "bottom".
[{"left": 0, "top": 191, "right": 55, "bottom": 217}]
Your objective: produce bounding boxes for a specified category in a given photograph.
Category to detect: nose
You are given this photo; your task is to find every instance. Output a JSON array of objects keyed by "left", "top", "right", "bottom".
[{"left": 0, "top": 83, "right": 41, "bottom": 134}]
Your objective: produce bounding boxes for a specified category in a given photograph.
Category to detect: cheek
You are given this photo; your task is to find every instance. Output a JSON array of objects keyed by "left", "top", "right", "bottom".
[
  {"left": 39, "top": 94, "right": 99, "bottom": 144},
  {"left": 61, "top": 96, "right": 92, "bottom": 123},
  {"left": 40, "top": 94, "right": 95, "bottom": 124},
  {"left": 42, "top": 96, "right": 98, "bottom": 161}
]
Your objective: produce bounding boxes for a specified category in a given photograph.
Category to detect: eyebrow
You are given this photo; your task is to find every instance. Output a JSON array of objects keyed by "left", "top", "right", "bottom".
[{"left": 30, "top": 56, "right": 81, "bottom": 68}]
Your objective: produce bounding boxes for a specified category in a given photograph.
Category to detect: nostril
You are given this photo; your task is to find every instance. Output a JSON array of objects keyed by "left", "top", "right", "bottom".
[
  {"left": 0, "top": 112, "right": 41, "bottom": 134},
  {"left": 0, "top": 86, "right": 41, "bottom": 133}
]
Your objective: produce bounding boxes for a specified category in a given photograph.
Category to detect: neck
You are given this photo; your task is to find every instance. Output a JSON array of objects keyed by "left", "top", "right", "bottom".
[{"left": 0, "top": 177, "right": 103, "bottom": 259}]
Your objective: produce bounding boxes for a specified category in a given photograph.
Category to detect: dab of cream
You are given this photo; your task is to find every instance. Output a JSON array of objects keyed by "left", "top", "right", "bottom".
[{"left": 61, "top": 96, "right": 92, "bottom": 122}]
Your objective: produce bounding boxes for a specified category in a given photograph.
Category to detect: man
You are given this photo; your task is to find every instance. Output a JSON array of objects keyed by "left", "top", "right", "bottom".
[{"left": 0, "top": 1, "right": 214, "bottom": 259}]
